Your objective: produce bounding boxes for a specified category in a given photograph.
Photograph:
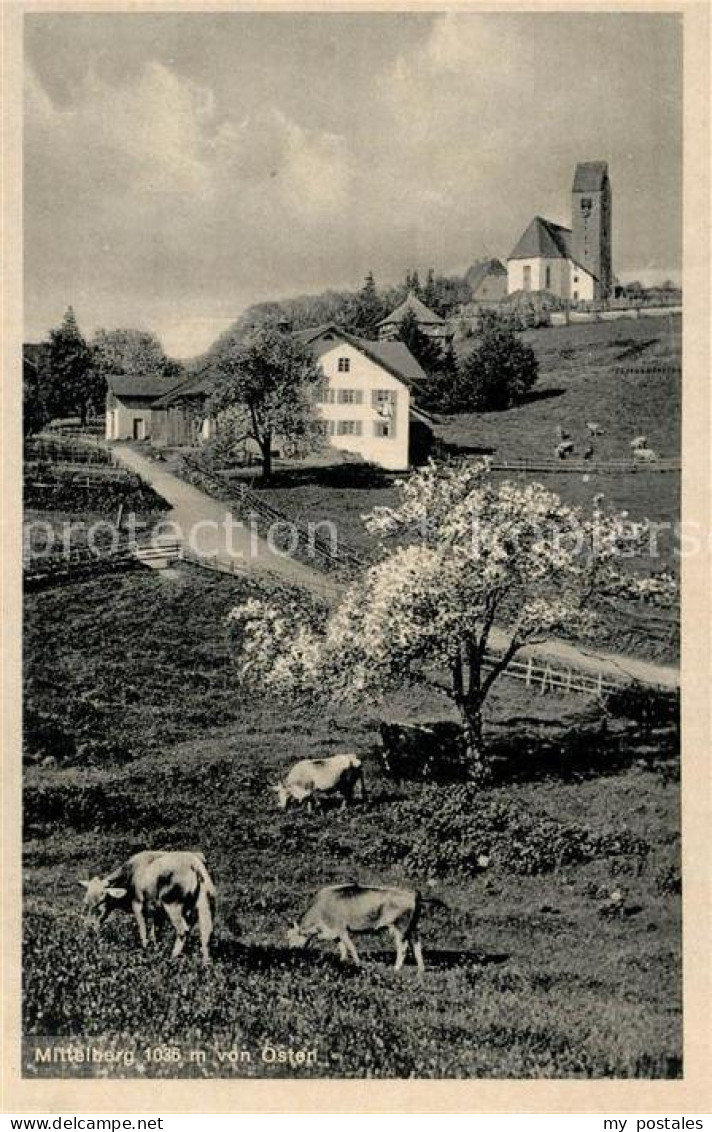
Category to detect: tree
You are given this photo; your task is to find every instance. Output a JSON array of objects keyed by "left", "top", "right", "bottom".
[
  {"left": 92, "top": 328, "right": 176, "bottom": 380},
  {"left": 423, "top": 268, "right": 437, "bottom": 309},
  {"left": 354, "top": 272, "right": 385, "bottom": 339},
  {"left": 46, "top": 307, "right": 102, "bottom": 426},
  {"left": 207, "top": 319, "right": 325, "bottom": 482},
  {"left": 396, "top": 310, "right": 445, "bottom": 377},
  {"left": 23, "top": 346, "right": 51, "bottom": 436},
  {"left": 450, "top": 311, "right": 538, "bottom": 412},
  {"left": 418, "top": 340, "right": 460, "bottom": 412},
  {"left": 227, "top": 461, "right": 676, "bottom": 784}
]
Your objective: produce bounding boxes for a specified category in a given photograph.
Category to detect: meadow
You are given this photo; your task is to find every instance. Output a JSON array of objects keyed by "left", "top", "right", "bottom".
[{"left": 23, "top": 567, "right": 681, "bottom": 1079}]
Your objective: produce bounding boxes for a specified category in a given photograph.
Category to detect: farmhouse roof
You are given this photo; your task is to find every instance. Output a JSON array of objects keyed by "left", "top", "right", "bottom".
[
  {"left": 298, "top": 324, "right": 429, "bottom": 392},
  {"left": 508, "top": 216, "right": 572, "bottom": 261},
  {"left": 572, "top": 161, "right": 608, "bottom": 192},
  {"left": 106, "top": 373, "right": 185, "bottom": 399},
  {"left": 465, "top": 258, "right": 507, "bottom": 292},
  {"left": 377, "top": 292, "right": 446, "bottom": 328}
]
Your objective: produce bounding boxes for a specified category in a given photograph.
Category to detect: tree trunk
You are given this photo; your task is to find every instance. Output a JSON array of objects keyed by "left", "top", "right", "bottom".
[
  {"left": 460, "top": 703, "right": 492, "bottom": 787},
  {"left": 260, "top": 433, "right": 272, "bottom": 482}
]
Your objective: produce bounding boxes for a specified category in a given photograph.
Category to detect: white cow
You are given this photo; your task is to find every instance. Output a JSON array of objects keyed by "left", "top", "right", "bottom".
[
  {"left": 586, "top": 422, "right": 604, "bottom": 437},
  {"left": 79, "top": 849, "right": 216, "bottom": 964},
  {"left": 274, "top": 754, "right": 366, "bottom": 811},
  {"left": 287, "top": 883, "right": 444, "bottom": 973},
  {"left": 633, "top": 446, "right": 658, "bottom": 462},
  {"left": 630, "top": 436, "right": 649, "bottom": 451}
]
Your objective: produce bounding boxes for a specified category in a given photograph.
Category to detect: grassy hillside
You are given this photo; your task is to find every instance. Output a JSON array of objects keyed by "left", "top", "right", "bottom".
[
  {"left": 23, "top": 568, "right": 681, "bottom": 1078},
  {"left": 442, "top": 313, "right": 681, "bottom": 461}
]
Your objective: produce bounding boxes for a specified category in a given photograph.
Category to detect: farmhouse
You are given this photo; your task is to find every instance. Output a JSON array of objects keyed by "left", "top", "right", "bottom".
[
  {"left": 105, "top": 374, "right": 185, "bottom": 441},
  {"left": 377, "top": 292, "right": 451, "bottom": 342},
  {"left": 465, "top": 259, "right": 508, "bottom": 304},
  {"left": 508, "top": 162, "right": 613, "bottom": 302},
  {"left": 296, "top": 325, "right": 433, "bottom": 471}
]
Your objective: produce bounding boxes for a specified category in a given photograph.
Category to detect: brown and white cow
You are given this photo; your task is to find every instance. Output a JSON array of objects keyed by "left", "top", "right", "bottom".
[
  {"left": 286, "top": 883, "right": 444, "bottom": 973},
  {"left": 79, "top": 849, "right": 216, "bottom": 964},
  {"left": 274, "top": 754, "right": 366, "bottom": 811}
]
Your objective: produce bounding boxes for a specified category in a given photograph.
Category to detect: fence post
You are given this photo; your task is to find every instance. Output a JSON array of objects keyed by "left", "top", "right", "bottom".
[{"left": 525, "top": 656, "right": 533, "bottom": 688}]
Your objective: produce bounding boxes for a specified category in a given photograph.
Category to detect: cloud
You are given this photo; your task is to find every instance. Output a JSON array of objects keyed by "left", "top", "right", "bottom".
[
  {"left": 23, "top": 14, "right": 681, "bottom": 355},
  {"left": 26, "top": 61, "right": 217, "bottom": 198}
]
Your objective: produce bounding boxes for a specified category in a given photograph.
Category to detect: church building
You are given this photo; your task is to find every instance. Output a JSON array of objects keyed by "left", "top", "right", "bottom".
[{"left": 507, "top": 162, "right": 612, "bottom": 302}]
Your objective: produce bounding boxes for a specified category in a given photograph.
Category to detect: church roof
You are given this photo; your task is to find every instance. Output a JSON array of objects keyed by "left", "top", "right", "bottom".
[
  {"left": 508, "top": 216, "right": 572, "bottom": 261},
  {"left": 572, "top": 161, "right": 608, "bottom": 192},
  {"left": 378, "top": 292, "right": 446, "bottom": 327},
  {"left": 465, "top": 258, "right": 507, "bottom": 291}
]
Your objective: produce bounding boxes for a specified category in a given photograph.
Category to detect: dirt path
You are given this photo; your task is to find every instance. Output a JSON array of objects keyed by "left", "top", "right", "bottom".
[
  {"left": 117, "top": 444, "right": 679, "bottom": 691},
  {"left": 114, "top": 444, "right": 340, "bottom": 599}
]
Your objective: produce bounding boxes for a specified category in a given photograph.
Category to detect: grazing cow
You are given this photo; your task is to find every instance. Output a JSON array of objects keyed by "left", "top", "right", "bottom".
[
  {"left": 583, "top": 444, "right": 595, "bottom": 460},
  {"left": 555, "top": 440, "right": 574, "bottom": 460},
  {"left": 287, "top": 883, "right": 445, "bottom": 973},
  {"left": 633, "top": 446, "right": 658, "bottom": 462},
  {"left": 79, "top": 849, "right": 216, "bottom": 964},
  {"left": 274, "top": 753, "right": 366, "bottom": 811},
  {"left": 630, "top": 435, "right": 648, "bottom": 451},
  {"left": 586, "top": 422, "right": 604, "bottom": 437}
]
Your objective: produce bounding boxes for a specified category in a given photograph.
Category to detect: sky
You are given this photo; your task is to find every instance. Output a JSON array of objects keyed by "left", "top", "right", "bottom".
[{"left": 24, "top": 11, "right": 683, "bottom": 358}]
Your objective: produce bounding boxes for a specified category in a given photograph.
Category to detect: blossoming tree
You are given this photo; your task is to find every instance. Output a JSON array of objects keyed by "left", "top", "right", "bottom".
[{"left": 228, "top": 461, "right": 676, "bottom": 784}]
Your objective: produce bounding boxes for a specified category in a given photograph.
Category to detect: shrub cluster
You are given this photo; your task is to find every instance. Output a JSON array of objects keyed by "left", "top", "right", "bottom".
[{"left": 367, "top": 788, "right": 650, "bottom": 878}]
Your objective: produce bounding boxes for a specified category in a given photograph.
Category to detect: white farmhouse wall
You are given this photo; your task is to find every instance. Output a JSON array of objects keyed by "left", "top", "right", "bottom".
[{"left": 314, "top": 342, "right": 411, "bottom": 471}]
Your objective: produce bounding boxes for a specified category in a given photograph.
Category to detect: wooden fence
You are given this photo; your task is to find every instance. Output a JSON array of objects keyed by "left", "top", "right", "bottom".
[
  {"left": 487, "top": 456, "right": 680, "bottom": 475},
  {"left": 181, "top": 456, "right": 365, "bottom": 573},
  {"left": 614, "top": 365, "right": 682, "bottom": 377},
  {"left": 481, "top": 651, "right": 624, "bottom": 696}
]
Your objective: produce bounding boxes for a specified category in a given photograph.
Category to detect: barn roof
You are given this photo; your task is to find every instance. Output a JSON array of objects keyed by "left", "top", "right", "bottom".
[
  {"left": 151, "top": 372, "right": 214, "bottom": 407},
  {"left": 508, "top": 216, "right": 572, "bottom": 261},
  {"left": 377, "top": 292, "right": 446, "bottom": 328},
  {"left": 572, "top": 161, "right": 609, "bottom": 192},
  {"left": 106, "top": 373, "right": 185, "bottom": 399}
]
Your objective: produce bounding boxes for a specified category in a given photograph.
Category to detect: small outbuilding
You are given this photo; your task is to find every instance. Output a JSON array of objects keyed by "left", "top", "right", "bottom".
[
  {"left": 105, "top": 374, "right": 185, "bottom": 441},
  {"left": 377, "top": 292, "right": 451, "bottom": 342}
]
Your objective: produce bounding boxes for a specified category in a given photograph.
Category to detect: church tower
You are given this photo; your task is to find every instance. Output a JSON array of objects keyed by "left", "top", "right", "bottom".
[{"left": 571, "top": 162, "right": 612, "bottom": 300}]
